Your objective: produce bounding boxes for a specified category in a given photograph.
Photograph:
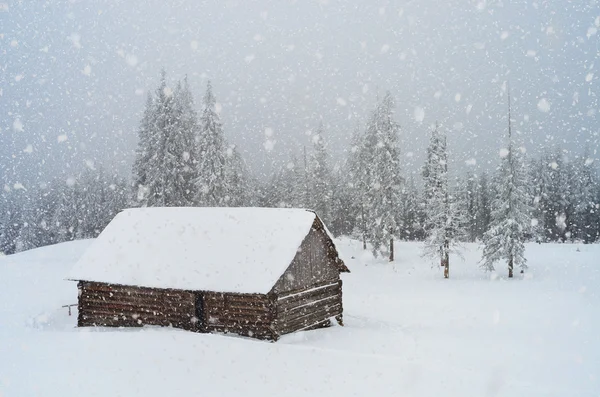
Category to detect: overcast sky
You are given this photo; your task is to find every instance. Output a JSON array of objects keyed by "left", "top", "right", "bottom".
[{"left": 2, "top": 0, "right": 599, "bottom": 185}]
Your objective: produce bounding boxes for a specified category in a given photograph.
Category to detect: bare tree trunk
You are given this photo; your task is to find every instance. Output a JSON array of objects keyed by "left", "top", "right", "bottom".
[
  {"left": 443, "top": 240, "right": 450, "bottom": 278},
  {"left": 508, "top": 256, "right": 514, "bottom": 278},
  {"left": 443, "top": 252, "right": 449, "bottom": 279},
  {"left": 361, "top": 203, "right": 367, "bottom": 250},
  {"left": 389, "top": 237, "right": 394, "bottom": 262}
]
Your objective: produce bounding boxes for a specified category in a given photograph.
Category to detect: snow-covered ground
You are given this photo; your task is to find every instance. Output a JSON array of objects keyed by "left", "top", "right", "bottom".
[{"left": 1, "top": 239, "right": 599, "bottom": 396}]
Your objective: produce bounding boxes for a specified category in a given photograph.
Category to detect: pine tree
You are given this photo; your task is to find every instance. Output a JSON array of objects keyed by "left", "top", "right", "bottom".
[
  {"left": 308, "top": 122, "right": 332, "bottom": 224},
  {"left": 225, "top": 145, "right": 256, "bottom": 207},
  {"left": 163, "top": 77, "right": 198, "bottom": 207},
  {"left": 573, "top": 150, "right": 598, "bottom": 243},
  {"left": 481, "top": 87, "right": 530, "bottom": 277},
  {"left": 422, "top": 123, "right": 464, "bottom": 278},
  {"left": 131, "top": 92, "right": 155, "bottom": 206},
  {"left": 455, "top": 172, "right": 479, "bottom": 242},
  {"left": 0, "top": 187, "right": 24, "bottom": 255},
  {"left": 475, "top": 172, "right": 492, "bottom": 240},
  {"left": 363, "top": 92, "right": 403, "bottom": 260},
  {"left": 399, "top": 176, "right": 425, "bottom": 241},
  {"left": 195, "top": 81, "right": 228, "bottom": 206},
  {"left": 346, "top": 124, "right": 369, "bottom": 249}
]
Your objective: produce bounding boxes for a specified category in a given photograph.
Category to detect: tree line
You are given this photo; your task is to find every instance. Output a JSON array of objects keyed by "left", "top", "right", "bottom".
[{"left": 1, "top": 73, "right": 598, "bottom": 278}]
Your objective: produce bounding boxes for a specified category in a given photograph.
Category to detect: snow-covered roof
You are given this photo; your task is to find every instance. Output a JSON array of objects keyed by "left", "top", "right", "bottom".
[{"left": 68, "top": 207, "right": 324, "bottom": 294}]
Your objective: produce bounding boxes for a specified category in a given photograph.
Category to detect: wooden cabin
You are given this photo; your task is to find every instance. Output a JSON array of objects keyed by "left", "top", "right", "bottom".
[{"left": 68, "top": 207, "right": 349, "bottom": 341}]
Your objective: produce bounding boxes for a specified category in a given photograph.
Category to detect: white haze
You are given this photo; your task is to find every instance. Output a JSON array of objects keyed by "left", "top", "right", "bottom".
[{"left": 1, "top": 0, "right": 599, "bottom": 185}]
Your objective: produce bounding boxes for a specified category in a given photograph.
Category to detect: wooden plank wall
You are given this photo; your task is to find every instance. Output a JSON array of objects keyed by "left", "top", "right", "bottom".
[
  {"left": 202, "top": 292, "right": 277, "bottom": 340},
  {"left": 273, "top": 279, "right": 343, "bottom": 336},
  {"left": 272, "top": 223, "right": 341, "bottom": 294},
  {"left": 78, "top": 281, "right": 198, "bottom": 331}
]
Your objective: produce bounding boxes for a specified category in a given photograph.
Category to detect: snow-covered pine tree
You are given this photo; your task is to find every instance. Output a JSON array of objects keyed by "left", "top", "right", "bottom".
[
  {"left": 399, "top": 176, "right": 425, "bottom": 241},
  {"left": 0, "top": 187, "right": 24, "bottom": 255},
  {"left": 131, "top": 92, "right": 155, "bottom": 206},
  {"left": 573, "top": 149, "right": 598, "bottom": 243},
  {"left": 481, "top": 87, "right": 530, "bottom": 277},
  {"left": 346, "top": 123, "right": 369, "bottom": 249},
  {"left": 224, "top": 145, "right": 256, "bottom": 207},
  {"left": 528, "top": 153, "right": 551, "bottom": 243},
  {"left": 461, "top": 172, "right": 479, "bottom": 242},
  {"left": 76, "top": 168, "right": 107, "bottom": 239},
  {"left": 475, "top": 171, "right": 492, "bottom": 240},
  {"left": 163, "top": 77, "right": 198, "bottom": 207},
  {"left": 16, "top": 182, "right": 59, "bottom": 251},
  {"left": 363, "top": 92, "right": 403, "bottom": 261},
  {"left": 422, "top": 123, "right": 464, "bottom": 278},
  {"left": 308, "top": 122, "right": 333, "bottom": 225},
  {"left": 52, "top": 180, "right": 81, "bottom": 243},
  {"left": 194, "top": 81, "right": 228, "bottom": 207}
]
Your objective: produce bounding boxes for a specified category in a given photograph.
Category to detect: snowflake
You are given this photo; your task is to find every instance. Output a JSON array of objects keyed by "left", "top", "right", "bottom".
[
  {"left": 414, "top": 106, "right": 425, "bottom": 123},
  {"left": 537, "top": 98, "right": 551, "bottom": 113}
]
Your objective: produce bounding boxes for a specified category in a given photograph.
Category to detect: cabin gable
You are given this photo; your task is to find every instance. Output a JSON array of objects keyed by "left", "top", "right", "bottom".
[{"left": 271, "top": 218, "right": 341, "bottom": 294}]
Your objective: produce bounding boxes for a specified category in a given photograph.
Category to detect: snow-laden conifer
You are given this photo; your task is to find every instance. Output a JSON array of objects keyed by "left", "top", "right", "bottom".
[
  {"left": 194, "top": 81, "right": 228, "bottom": 206},
  {"left": 422, "top": 123, "right": 465, "bottom": 278},
  {"left": 481, "top": 87, "right": 530, "bottom": 277}
]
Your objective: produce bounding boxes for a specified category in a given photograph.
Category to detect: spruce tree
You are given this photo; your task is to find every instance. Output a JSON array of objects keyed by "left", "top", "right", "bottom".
[
  {"left": 363, "top": 92, "right": 402, "bottom": 260},
  {"left": 573, "top": 150, "right": 598, "bottom": 243},
  {"left": 481, "top": 87, "right": 530, "bottom": 277},
  {"left": 422, "top": 123, "right": 464, "bottom": 278},
  {"left": 195, "top": 81, "right": 228, "bottom": 206},
  {"left": 308, "top": 122, "right": 332, "bottom": 224},
  {"left": 163, "top": 78, "right": 198, "bottom": 207},
  {"left": 346, "top": 124, "right": 369, "bottom": 249},
  {"left": 131, "top": 92, "right": 155, "bottom": 206},
  {"left": 475, "top": 171, "right": 492, "bottom": 240}
]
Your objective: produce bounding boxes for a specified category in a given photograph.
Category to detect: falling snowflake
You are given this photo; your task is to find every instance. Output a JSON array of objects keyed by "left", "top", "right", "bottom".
[
  {"left": 263, "top": 139, "right": 276, "bottom": 151},
  {"left": 125, "top": 54, "right": 138, "bottom": 67},
  {"left": 537, "top": 98, "right": 551, "bottom": 113},
  {"left": 13, "top": 118, "right": 24, "bottom": 132},
  {"left": 57, "top": 134, "right": 68, "bottom": 143},
  {"left": 499, "top": 148, "right": 509, "bottom": 158},
  {"left": 414, "top": 106, "right": 425, "bottom": 123},
  {"left": 68, "top": 33, "right": 81, "bottom": 49},
  {"left": 264, "top": 127, "right": 273, "bottom": 137},
  {"left": 23, "top": 144, "right": 33, "bottom": 153},
  {"left": 336, "top": 97, "right": 347, "bottom": 106},
  {"left": 82, "top": 64, "right": 92, "bottom": 76},
  {"left": 380, "top": 44, "right": 390, "bottom": 54},
  {"left": 465, "top": 158, "right": 476, "bottom": 166}
]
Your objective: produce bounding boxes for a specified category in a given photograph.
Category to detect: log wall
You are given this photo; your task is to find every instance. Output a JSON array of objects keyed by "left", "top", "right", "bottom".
[
  {"left": 272, "top": 279, "right": 343, "bottom": 336},
  {"left": 78, "top": 281, "right": 198, "bottom": 331},
  {"left": 201, "top": 292, "right": 277, "bottom": 340},
  {"left": 272, "top": 219, "right": 343, "bottom": 294}
]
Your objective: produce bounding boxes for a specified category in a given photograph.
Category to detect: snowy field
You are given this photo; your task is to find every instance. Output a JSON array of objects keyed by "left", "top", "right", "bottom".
[{"left": 1, "top": 238, "right": 599, "bottom": 397}]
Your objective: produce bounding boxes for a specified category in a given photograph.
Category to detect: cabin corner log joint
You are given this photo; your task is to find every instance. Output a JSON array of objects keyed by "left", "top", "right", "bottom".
[{"left": 69, "top": 207, "right": 349, "bottom": 341}]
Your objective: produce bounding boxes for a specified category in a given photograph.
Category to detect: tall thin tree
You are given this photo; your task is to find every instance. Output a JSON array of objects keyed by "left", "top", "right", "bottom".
[{"left": 481, "top": 85, "right": 530, "bottom": 277}]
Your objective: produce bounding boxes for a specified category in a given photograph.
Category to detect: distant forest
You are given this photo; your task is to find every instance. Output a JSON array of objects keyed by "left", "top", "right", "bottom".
[{"left": 1, "top": 71, "right": 599, "bottom": 256}]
